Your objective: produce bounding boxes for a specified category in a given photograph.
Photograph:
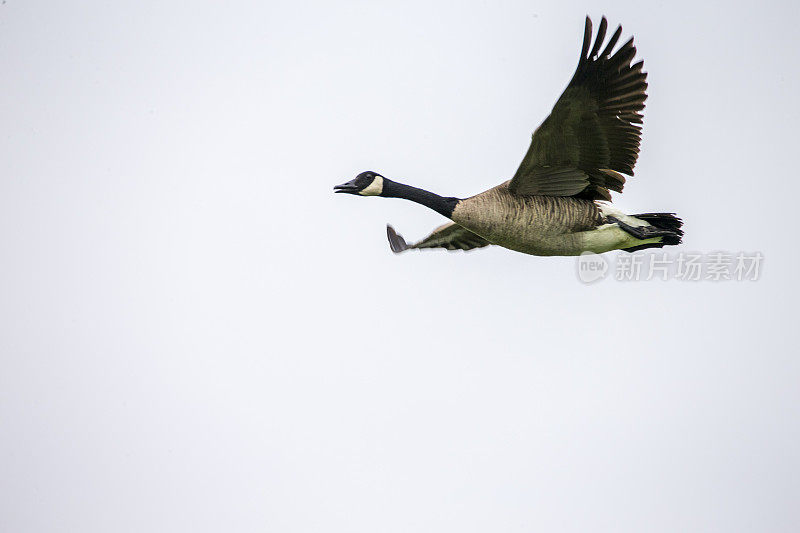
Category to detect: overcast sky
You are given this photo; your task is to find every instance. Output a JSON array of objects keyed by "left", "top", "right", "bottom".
[{"left": 1, "top": 1, "right": 798, "bottom": 532}]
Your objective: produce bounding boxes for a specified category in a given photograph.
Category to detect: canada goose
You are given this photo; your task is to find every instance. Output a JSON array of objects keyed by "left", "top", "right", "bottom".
[{"left": 334, "top": 17, "right": 682, "bottom": 256}]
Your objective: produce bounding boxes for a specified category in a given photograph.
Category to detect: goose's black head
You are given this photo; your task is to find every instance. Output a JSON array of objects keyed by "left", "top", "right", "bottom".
[{"left": 334, "top": 171, "right": 384, "bottom": 196}]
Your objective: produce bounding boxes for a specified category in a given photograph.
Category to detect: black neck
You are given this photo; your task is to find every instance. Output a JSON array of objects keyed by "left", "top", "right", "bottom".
[{"left": 380, "top": 179, "right": 459, "bottom": 218}]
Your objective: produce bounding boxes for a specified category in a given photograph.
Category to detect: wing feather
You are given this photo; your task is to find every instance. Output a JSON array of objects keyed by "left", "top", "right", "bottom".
[
  {"left": 386, "top": 223, "right": 491, "bottom": 253},
  {"left": 509, "top": 16, "right": 648, "bottom": 200}
]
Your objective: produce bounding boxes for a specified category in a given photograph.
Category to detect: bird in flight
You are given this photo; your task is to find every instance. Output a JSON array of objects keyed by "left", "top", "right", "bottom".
[{"left": 334, "top": 17, "right": 682, "bottom": 256}]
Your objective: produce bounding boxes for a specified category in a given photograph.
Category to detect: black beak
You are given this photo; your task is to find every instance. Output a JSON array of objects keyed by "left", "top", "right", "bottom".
[{"left": 333, "top": 179, "right": 360, "bottom": 194}]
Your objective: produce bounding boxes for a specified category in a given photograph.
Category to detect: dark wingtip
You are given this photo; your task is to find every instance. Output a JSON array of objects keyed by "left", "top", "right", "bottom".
[
  {"left": 589, "top": 16, "right": 608, "bottom": 59},
  {"left": 600, "top": 24, "right": 623, "bottom": 58},
  {"left": 386, "top": 225, "right": 410, "bottom": 254},
  {"left": 580, "top": 16, "right": 593, "bottom": 61}
]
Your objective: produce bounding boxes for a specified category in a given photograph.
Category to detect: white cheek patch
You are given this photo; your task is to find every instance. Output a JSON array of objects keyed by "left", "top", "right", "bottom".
[{"left": 359, "top": 176, "right": 384, "bottom": 196}]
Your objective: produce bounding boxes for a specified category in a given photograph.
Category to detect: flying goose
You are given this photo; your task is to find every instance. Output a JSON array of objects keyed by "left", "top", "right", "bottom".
[{"left": 334, "top": 17, "right": 682, "bottom": 256}]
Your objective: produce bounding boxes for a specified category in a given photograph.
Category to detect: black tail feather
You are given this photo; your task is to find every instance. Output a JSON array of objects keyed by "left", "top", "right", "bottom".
[
  {"left": 618, "top": 212, "right": 684, "bottom": 252},
  {"left": 632, "top": 213, "right": 683, "bottom": 236}
]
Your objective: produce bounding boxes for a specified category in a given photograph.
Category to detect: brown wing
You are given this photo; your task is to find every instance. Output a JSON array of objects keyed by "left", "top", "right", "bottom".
[
  {"left": 386, "top": 223, "right": 491, "bottom": 253},
  {"left": 508, "top": 16, "right": 647, "bottom": 201}
]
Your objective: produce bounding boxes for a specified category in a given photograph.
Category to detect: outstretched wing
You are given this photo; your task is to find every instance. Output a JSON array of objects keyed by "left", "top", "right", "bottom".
[
  {"left": 386, "top": 223, "right": 491, "bottom": 253},
  {"left": 509, "top": 16, "right": 647, "bottom": 201}
]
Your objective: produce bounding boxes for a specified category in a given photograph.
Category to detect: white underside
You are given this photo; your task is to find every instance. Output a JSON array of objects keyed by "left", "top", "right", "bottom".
[
  {"left": 595, "top": 201, "right": 649, "bottom": 227},
  {"left": 576, "top": 223, "right": 661, "bottom": 254}
]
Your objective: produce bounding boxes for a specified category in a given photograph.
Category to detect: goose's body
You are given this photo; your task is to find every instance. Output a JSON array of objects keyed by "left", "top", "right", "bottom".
[
  {"left": 335, "top": 17, "right": 683, "bottom": 256},
  {"left": 453, "top": 183, "right": 609, "bottom": 256},
  {"left": 450, "top": 183, "right": 668, "bottom": 255}
]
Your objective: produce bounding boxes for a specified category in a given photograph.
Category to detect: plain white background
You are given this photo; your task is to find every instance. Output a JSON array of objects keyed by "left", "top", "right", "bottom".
[{"left": 1, "top": 1, "right": 798, "bottom": 531}]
